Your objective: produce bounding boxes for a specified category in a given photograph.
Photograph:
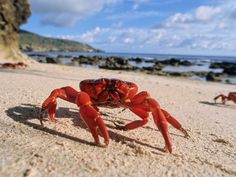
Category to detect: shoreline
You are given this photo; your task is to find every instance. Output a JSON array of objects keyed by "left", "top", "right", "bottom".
[
  {"left": 0, "top": 63, "right": 235, "bottom": 176},
  {"left": 26, "top": 52, "right": 236, "bottom": 85}
]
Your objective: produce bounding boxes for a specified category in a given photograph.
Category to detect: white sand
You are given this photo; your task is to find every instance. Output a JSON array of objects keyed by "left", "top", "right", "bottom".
[{"left": 0, "top": 63, "right": 235, "bottom": 177}]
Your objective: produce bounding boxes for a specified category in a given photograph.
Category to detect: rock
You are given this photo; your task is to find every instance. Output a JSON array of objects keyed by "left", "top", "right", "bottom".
[
  {"left": 225, "top": 79, "right": 232, "bottom": 84},
  {"left": 46, "top": 57, "right": 57, "bottom": 64},
  {"left": 142, "top": 64, "right": 163, "bottom": 72},
  {"left": 0, "top": 0, "right": 32, "bottom": 62},
  {"left": 155, "top": 58, "right": 192, "bottom": 66},
  {"left": 193, "top": 71, "right": 208, "bottom": 78},
  {"left": 153, "top": 62, "right": 164, "bottom": 69},
  {"left": 28, "top": 54, "right": 50, "bottom": 63},
  {"left": 112, "top": 57, "right": 128, "bottom": 65},
  {"left": 158, "top": 58, "right": 177, "bottom": 66},
  {"left": 209, "top": 62, "right": 236, "bottom": 75},
  {"left": 144, "top": 59, "right": 156, "bottom": 63},
  {"left": 142, "top": 67, "right": 156, "bottom": 72},
  {"left": 210, "top": 61, "right": 236, "bottom": 69},
  {"left": 128, "top": 57, "right": 143, "bottom": 63},
  {"left": 206, "top": 72, "right": 222, "bottom": 82},
  {"left": 72, "top": 55, "right": 100, "bottom": 65},
  {"left": 209, "top": 62, "right": 222, "bottom": 69},
  {"left": 223, "top": 66, "right": 236, "bottom": 75},
  {"left": 168, "top": 72, "right": 193, "bottom": 77},
  {"left": 99, "top": 57, "right": 138, "bottom": 70},
  {"left": 155, "top": 71, "right": 168, "bottom": 76},
  {"left": 28, "top": 54, "right": 47, "bottom": 57},
  {"left": 57, "top": 55, "right": 73, "bottom": 59},
  {"left": 162, "top": 58, "right": 180, "bottom": 66},
  {"left": 180, "top": 60, "right": 192, "bottom": 66}
]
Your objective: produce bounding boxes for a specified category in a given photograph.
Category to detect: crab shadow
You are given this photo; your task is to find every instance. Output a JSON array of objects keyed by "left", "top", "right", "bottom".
[
  {"left": 199, "top": 101, "right": 236, "bottom": 109},
  {"left": 5, "top": 104, "right": 93, "bottom": 146},
  {"left": 5, "top": 104, "right": 167, "bottom": 154}
]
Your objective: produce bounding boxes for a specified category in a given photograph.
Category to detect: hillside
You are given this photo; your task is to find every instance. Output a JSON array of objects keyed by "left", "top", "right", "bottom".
[{"left": 19, "top": 29, "right": 102, "bottom": 52}]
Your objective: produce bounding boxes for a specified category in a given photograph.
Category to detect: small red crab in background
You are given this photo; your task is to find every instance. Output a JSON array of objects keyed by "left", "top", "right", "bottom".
[
  {"left": 0, "top": 62, "right": 28, "bottom": 69},
  {"left": 40, "top": 78, "right": 189, "bottom": 153},
  {"left": 214, "top": 92, "right": 236, "bottom": 104}
]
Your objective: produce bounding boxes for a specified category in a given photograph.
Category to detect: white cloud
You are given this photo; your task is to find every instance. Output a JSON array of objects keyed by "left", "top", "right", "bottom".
[
  {"left": 79, "top": 27, "right": 108, "bottom": 43},
  {"left": 166, "top": 13, "right": 193, "bottom": 27},
  {"left": 68, "top": 27, "right": 167, "bottom": 51},
  {"left": 30, "top": 0, "right": 120, "bottom": 27},
  {"left": 165, "top": 6, "right": 222, "bottom": 27},
  {"left": 195, "top": 6, "right": 221, "bottom": 21},
  {"left": 151, "top": 1, "right": 236, "bottom": 54},
  {"left": 46, "top": 0, "right": 236, "bottom": 55}
]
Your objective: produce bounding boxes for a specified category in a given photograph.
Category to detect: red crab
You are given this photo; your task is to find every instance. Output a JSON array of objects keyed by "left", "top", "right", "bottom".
[
  {"left": 214, "top": 92, "right": 236, "bottom": 104},
  {"left": 40, "top": 78, "right": 189, "bottom": 153},
  {"left": 0, "top": 62, "right": 28, "bottom": 69}
]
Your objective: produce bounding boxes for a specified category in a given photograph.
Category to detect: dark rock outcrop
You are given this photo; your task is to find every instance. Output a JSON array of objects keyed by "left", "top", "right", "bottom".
[
  {"left": 99, "top": 57, "right": 138, "bottom": 70},
  {"left": 128, "top": 57, "right": 143, "bottom": 63},
  {"left": 223, "top": 66, "right": 236, "bottom": 75},
  {"left": 209, "top": 62, "right": 235, "bottom": 69},
  {"left": 157, "top": 58, "right": 192, "bottom": 66},
  {"left": 46, "top": 57, "right": 58, "bottom": 64},
  {"left": 142, "top": 63, "right": 163, "bottom": 72},
  {"left": 0, "top": 0, "right": 32, "bottom": 62},
  {"left": 210, "top": 62, "right": 236, "bottom": 75},
  {"left": 206, "top": 72, "right": 222, "bottom": 82},
  {"left": 71, "top": 55, "right": 101, "bottom": 65}
]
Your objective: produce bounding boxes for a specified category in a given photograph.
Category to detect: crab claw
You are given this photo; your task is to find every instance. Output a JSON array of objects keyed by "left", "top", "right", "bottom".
[
  {"left": 40, "top": 89, "right": 60, "bottom": 126},
  {"left": 40, "top": 87, "right": 110, "bottom": 146}
]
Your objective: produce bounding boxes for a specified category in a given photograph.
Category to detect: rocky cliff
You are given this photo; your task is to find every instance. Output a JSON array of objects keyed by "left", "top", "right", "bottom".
[{"left": 0, "top": 0, "right": 32, "bottom": 62}]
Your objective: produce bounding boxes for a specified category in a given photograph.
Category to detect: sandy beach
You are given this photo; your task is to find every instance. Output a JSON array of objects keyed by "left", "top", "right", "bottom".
[{"left": 0, "top": 63, "right": 235, "bottom": 177}]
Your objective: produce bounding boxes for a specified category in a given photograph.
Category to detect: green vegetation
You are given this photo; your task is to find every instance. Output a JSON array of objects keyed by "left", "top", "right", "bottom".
[{"left": 19, "top": 29, "right": 102, "bottom": 52}]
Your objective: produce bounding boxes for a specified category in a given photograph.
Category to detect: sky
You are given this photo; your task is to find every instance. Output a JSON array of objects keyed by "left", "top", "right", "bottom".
[{"left": 22, "top": 0, "right": 236, "bottom": 56}]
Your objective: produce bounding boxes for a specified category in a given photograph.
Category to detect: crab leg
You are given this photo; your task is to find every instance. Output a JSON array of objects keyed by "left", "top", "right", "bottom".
[
  {"left": 78, "top": 92, "right": 109, "bottom": 146},
  {"left": 214, "top": 94, "right": 227, "bottom": 104},
  {"left": 40, "top": 86, "right": 78, "bottom": 123},
  {"left": 115, "top": 91, "right": 188, "bottom": 153},
  {"left": 146, "top": 96, "right": 173, "bottom": 153},
  {"left": 114, "top": 91, "right": 172, "bottom": 152},
  {"left": 114, "top": 107, "right": 149, "bottom": 130},
  {"left": 41, "top": 86, "right": 109, "bottom": 146},
  {"left": 161, "top": 109, "right": 189, "bottom": 138}
]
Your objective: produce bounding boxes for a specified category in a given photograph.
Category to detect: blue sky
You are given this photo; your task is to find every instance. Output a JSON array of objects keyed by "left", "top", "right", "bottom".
[{"left": 22, "top": 0, "right": 236, "bottom": 56}]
